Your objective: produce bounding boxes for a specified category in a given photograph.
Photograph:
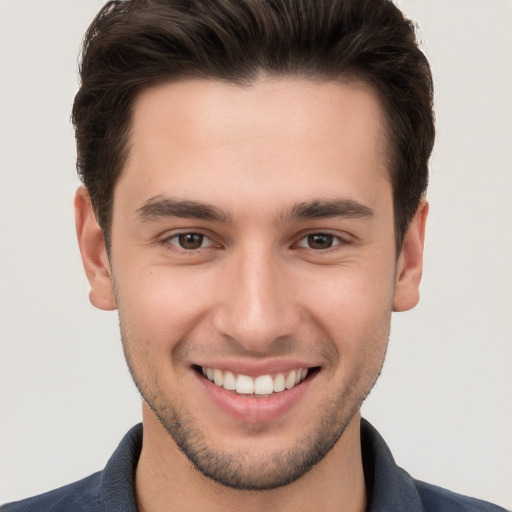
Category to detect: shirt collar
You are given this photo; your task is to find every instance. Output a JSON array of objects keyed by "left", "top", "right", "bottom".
[
  {"left": 98, "top": 420, "right": 423, "bottom": 512},
  {"left": 361, "top": 418, "right": 423, "bottom": 511},
  {"left": 100, "top": 424, "right": 142, "bottom": 512}
]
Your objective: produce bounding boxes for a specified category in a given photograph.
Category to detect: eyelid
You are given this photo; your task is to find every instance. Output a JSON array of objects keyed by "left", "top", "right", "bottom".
[
  {"left": 161, "top": 230, "right": 218, "bottom": 251},
  {"left": 158, "top": 229, "right": 352, "bottom": 253},
  {"left": 294, "top": 231, "right": 350, "bottom": 250}
]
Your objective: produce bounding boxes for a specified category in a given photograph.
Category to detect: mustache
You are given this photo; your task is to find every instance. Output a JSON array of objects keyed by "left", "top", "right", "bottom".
[{"left": 171, "top": 334, "right": 339, "bottom": 363}]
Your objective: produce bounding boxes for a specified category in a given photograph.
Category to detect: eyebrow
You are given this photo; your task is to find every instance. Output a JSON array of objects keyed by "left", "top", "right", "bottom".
[
  {"left": 136, "top": 196, "right": 374, "bottom": 224},
  {"left": 282, "top": 199, "right": 374, "bottom": 222},
  {"left": 136, "top": 197, "right": 232, "bottom": 223}
]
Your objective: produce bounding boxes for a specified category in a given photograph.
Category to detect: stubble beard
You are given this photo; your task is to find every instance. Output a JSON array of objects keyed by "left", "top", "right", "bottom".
[
  {"left": 122, "top": 337, "right": 386, "bottom": 491},
  {"left": 145, "top": 384, "right": 364, "bottom": 490}
]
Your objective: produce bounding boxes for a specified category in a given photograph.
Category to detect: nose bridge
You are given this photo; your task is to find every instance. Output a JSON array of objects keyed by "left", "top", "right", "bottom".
[{"left": 214, "top": 241, "right": 297, "bottom": 351}]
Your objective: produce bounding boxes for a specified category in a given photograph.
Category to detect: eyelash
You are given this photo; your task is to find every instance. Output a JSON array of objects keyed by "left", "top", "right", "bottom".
[
  {"left": 294, "top": 233, "right": 345, "bottom": 251},
  {"left": 161, "top": 231, "right": 348, "bottom": 253},
  {"left": 163, "top": 232, "right": 216, "bottom": 252}
]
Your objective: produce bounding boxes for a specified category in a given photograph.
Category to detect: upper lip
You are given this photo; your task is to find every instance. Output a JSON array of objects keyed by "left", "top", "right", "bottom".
[{"left": 193, "top": 359, "right": 320, "bottom": 377}]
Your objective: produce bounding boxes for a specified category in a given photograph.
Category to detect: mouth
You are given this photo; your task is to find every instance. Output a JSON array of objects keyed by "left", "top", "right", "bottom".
[{"left": 194, "top": 365, "right": 320, "bottom": 397}]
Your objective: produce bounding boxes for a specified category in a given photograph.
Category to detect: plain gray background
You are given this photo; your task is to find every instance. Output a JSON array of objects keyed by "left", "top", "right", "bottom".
[{"left": 1, "top": 0, "right": 511, "bottom": 508}]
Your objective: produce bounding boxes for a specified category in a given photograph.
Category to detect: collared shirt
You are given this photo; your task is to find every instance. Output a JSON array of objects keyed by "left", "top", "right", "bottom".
[{"left": 1, "top": 420, "right": 508, "bottom": 511}]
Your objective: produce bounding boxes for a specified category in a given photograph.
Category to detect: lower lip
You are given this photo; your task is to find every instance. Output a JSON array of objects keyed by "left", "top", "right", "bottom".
[{"left": 196, "top": 371, "right": 316, "bottom": 423}]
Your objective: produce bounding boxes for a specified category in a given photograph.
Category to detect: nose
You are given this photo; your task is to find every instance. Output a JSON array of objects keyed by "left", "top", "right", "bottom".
[{"left": 213, "top": 243, "right": 300, "bottom": 353}]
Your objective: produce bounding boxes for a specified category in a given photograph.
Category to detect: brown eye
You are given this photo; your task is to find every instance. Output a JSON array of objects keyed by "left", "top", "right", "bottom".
[
  {"left": 307, "top": 234, "right": 334, "bottom": 249},
  {"left": 171, "top": 233, "right": 207, "bottom": 250},
  {"left": 297, "top": 233, "right": 342, "bottom": 250}
]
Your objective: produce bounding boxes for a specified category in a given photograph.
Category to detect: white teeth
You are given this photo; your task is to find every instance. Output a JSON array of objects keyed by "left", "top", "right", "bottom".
[
  {"left": 285, "top": 370, "right": 297, "bottom": 389},
  {"left": 213, "top": 369, "right": 223, "bottom": 386},
  {"left": 202, "top": 366, "right": 310, "bottom": 395},
  {"left": 223, "top": 371, "right": 236, "bottom": 390},
  {"left": 236, "top": 374, "right": 254, "bottom": 394},
  {"left": 254, "top": 375, "right": 274, "bottom": 395},
  {"left": 273, "top": 373, "right": 285, "bottom": 392}
]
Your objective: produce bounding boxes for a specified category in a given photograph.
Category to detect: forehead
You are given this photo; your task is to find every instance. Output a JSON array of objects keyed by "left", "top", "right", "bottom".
[{"left": 115, "top": 77, "right": 391, "bottom": 216}]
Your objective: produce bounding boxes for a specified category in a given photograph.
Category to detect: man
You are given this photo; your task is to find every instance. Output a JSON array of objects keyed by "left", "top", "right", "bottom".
[{"left": 1, "top": 0, "right": 509, "bottom": 511}]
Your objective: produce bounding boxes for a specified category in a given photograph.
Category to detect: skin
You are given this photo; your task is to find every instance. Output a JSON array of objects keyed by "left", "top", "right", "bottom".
[{"left": 75, "top": 77, "right": 428, "bottom": 512}]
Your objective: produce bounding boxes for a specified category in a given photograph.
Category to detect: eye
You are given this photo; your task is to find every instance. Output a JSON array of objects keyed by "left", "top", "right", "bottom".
[
  {"left": 167, "top": 232, "right": 213, "bottom": 250},
  {"left": 297, "top": 233, "right": 342, "bottom": 250}
]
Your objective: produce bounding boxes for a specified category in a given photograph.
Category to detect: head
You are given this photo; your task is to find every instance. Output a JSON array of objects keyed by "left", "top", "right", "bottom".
[
  {"left": 73, "top": 0, "right": 434, "bottom": 253},
  {"left": 73, "top": 0, "right": 433, "bottom": 494}
]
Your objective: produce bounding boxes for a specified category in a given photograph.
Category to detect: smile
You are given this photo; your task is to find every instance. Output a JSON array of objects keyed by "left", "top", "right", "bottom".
[{"left": 201, "top": 366, "right": 309, "bottom": 396}]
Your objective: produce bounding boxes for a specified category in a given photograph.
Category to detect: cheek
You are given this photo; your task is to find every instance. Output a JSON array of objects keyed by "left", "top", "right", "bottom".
[
  {"left": 115, "top": 269, "right": 212, "bottom": 396},
  {"left": 115, "top": 267, "right": 213, "bottom": 351},
  {"left": 298, "top": 263, "right": 395, "bottom": 356},
  {"left": 302, "top": 260, "right": 395, "bottom": 316}
]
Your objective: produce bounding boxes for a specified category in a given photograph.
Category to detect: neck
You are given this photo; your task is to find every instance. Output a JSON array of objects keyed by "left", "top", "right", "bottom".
[{"left": 135, "top": 404, "right": 366, "bottom": 512}]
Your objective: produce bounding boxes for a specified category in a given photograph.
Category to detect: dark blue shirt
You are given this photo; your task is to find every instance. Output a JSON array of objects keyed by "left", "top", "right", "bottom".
[{"left": 1, "top": 420, "right": 508, "bottom": 511}]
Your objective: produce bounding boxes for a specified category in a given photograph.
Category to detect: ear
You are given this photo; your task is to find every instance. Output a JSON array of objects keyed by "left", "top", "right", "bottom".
[
  {"left": 74, "top": 186, "right": 117, "bottom": 311},
  {"left": 393, "top": 199, "right": 428, "bottom": 312}
]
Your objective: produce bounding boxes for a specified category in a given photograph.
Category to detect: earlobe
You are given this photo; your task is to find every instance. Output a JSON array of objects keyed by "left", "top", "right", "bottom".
[
  {"left": 393, "top": 199, "right": 428, "bottom": 312},
  {"left": 74, "top": 186, "right": 117, "bottom": 311}
]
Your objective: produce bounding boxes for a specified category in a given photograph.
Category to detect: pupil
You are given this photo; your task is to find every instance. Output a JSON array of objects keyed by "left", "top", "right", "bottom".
[
  {"left": 179, "top": 233, "right": 203, "bottom": 249},
  {"left": 308, "top": 234, "right": 332, "bottom": 249}
]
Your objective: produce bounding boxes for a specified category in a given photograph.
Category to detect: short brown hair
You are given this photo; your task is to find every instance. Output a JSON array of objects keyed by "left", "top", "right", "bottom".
[{"left": 72, "top": 0, "right": 434, "bottom": 251}]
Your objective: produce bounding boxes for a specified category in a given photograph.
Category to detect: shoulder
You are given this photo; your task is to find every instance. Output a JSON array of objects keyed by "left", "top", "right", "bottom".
[
  {"left": 415, "top": 480, "right": 510, "bottom": 512},
  {"left": 0, "top": 472, "right": 102, "bottom": 512},
  {"left": 1, "top": 424, "right": 142, "bottom": 512},
  {"left": 360, "top": 419, "right": 509, "bottom": 512}
]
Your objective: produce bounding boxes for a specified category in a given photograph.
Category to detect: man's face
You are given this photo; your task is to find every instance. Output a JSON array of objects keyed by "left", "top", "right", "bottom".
[{"left": 78, "top": 77, "right": 425, "bottom": 490}]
